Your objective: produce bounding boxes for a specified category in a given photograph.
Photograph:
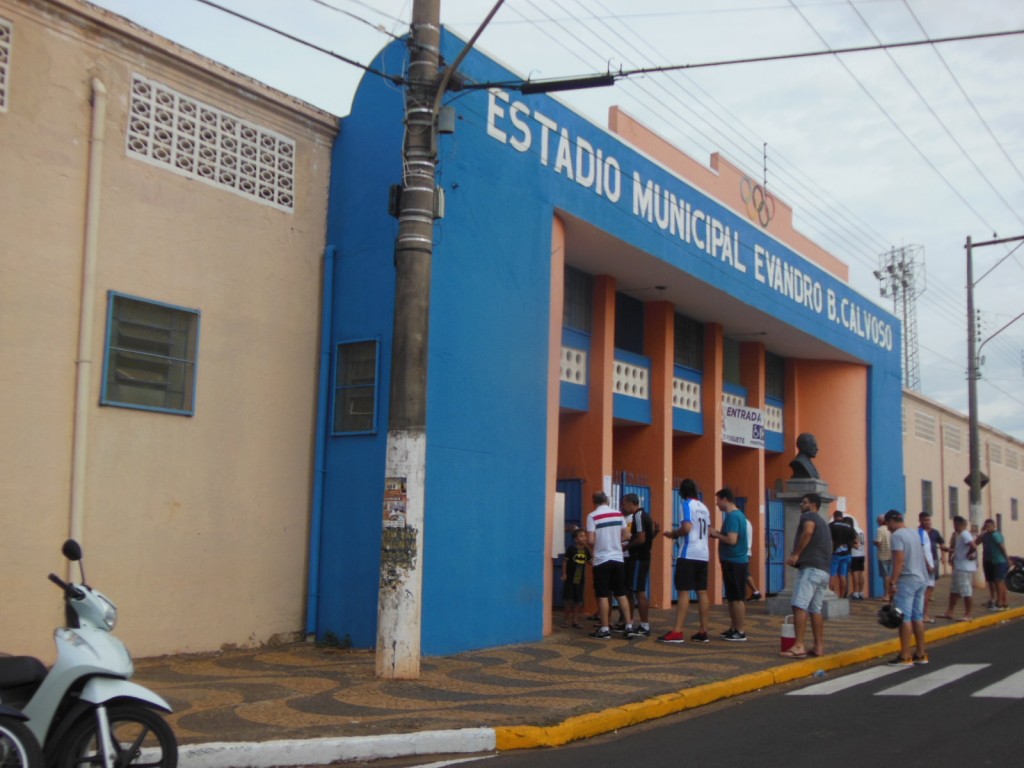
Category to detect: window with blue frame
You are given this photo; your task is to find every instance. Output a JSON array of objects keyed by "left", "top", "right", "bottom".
[
  {"left": 766, "top": 352, "right": 785, "bottom": 401},
  {"left": 101, "top": 293, "right": 199, "bottom": 415},
  {"left": 333, "top": 340, "right": 378, "bottom": 434},
  {"left": 615, "top": 292, "right": 644, "bottom": 354},
  {"left": 563, "top": 266, "right": 593, "bottom": 333},
  {"left": 674, "top": 313, "right": 703, "bottom": 371}
]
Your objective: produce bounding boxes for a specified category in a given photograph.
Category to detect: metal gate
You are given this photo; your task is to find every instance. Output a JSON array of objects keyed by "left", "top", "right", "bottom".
[{"left": 766, "top": 494, "right": 786, "bottom": 594}]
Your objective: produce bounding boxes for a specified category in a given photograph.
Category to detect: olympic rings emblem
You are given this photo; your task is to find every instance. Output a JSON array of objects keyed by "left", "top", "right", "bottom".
[{"left": 740, "top": 177, "right": 776, "bottom": 228}]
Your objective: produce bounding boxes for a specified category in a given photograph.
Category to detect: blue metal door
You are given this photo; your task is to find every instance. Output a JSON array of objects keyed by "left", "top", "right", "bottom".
[{"left": 766, "top": 494, "right": 785, "bottom": 594}]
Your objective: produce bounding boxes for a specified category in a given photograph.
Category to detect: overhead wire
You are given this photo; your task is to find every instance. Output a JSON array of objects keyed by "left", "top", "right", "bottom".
[{"left": 844, "top": 0, "right": 1024, "bottom": 228}]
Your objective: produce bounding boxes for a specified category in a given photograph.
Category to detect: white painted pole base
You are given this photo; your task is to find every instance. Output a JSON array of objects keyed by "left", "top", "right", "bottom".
[{"left": 376, "top": 429, "right": 426, "bottom": 679}]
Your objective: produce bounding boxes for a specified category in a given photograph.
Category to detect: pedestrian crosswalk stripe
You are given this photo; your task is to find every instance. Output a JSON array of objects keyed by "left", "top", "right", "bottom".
[
  {"left": 877, "top": 664, "right": 989, "bottom": 696},
  {"left": 972, "top": 669, "right": 1024, "bottom": 699},
  {"left": 788, "top": 666, "right": 907, "bottom": 695}
]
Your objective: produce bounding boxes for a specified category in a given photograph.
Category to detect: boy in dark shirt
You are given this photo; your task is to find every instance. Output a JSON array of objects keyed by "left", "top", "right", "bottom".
[{"left": 562, "top": 528, "right": 591, "bottom": 628}]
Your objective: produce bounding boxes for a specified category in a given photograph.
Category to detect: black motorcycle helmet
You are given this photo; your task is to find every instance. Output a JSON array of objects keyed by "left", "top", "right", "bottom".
[{"left": 877, "top": 603, "right": 904, "bottom": 629}]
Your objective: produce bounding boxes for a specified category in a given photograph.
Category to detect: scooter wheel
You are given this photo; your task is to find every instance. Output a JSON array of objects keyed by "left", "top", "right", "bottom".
[
  {"left": 0, "top": 715, "right": 45, "bottom": 768},
  {"left": 53, "top": 704, "right": 177, "bottom": 768},
  {"left": 1008, "top": 570, "right": 1024, "bottom": 594}
]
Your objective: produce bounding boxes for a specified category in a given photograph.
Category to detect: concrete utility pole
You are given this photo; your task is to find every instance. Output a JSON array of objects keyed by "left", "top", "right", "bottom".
[
  {"left": 965, "top": 233, "right": 1024, "bottom": 529},
  {"left": 376, "top": 0, "right": 441, "bottom": 680}
]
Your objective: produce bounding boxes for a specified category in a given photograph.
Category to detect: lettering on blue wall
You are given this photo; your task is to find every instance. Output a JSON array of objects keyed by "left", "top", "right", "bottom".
[{"left": 484, "top": 88, "right": 895, "bottom": 355}]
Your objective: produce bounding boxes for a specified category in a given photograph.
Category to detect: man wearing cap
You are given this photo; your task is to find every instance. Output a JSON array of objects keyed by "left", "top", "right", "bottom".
[
  {"left": 885, "top": 509, "right": 930, "bottom": 666},
  {"left": 780, "top": 492, "right": 832, "bottom": 658}
]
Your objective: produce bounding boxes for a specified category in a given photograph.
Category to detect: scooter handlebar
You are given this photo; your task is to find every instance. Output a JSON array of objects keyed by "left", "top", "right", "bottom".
[{"left": 48, "top": 572, "right": 85, "bottom": 600}]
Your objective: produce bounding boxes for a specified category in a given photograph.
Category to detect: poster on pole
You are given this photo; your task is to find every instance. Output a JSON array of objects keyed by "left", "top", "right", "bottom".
[{"left": 722, "top": 404, "right": 766, "bottom": 449}]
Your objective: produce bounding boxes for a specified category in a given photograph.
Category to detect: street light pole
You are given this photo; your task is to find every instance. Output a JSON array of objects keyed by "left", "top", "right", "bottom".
[
  {"left": 965, "top": 233, "right": 1024, "bottom": 529},
  {"left": 966, "top": 236, "right": 981, "bottom": 528}
]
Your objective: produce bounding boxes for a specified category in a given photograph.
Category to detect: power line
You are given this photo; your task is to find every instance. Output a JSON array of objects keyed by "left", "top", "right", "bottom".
[
  {"left": 899, "top": 0, "right": 1024, "bottom": 189},
  {"left": 192, "top": 0, "right": 404, "bottom": 85}
]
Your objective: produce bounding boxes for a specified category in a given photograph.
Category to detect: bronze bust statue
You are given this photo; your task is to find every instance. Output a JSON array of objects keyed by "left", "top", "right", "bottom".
[{"left": 789, "top": 432, "right": 820, "bottom": 479}]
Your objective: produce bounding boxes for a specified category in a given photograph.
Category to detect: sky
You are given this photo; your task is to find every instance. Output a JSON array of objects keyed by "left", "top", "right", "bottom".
[{"left": 89, "top": 0, "right": 1024, "bottom": 439}]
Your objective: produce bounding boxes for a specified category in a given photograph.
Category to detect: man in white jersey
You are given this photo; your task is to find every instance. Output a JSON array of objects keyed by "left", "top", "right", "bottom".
[
  {"left": 657, "top": 479, "right": 711, "bottom": 644},
  {"left": 585, "top": 492, "right": 637, "bottom": 640},
  {"left": 937, "top": 515, "right": 977, "bottom": 621}
]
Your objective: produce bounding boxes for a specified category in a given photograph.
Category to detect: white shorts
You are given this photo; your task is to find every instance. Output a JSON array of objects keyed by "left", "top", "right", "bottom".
[{"left": 951, "top": 570, "right": 973, "bottom": 597}]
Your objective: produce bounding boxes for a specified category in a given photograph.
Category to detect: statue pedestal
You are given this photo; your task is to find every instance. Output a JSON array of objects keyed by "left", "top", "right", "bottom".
[{"left": 765, "top": 479, "right": 850, "bottom": 619}]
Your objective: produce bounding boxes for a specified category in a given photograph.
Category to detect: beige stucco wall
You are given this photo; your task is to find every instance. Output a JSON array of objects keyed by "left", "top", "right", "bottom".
[
  {"left": 902, "top": 391, "right": 1024, "bottom": 559},
  {"left": 0, "top": 0, "right": 336, "bottom": 657}
]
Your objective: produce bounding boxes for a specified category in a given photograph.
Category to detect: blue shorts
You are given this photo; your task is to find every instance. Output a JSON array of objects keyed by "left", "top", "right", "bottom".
[
  {"left": 830, "top": 554, "right": 851, "bottom": 577},
  {"left": 791, "top": 566, "right": 830, "bottom": 614},
  {"left": 894, "top": 576, "right": 926, "bottom": 622}
]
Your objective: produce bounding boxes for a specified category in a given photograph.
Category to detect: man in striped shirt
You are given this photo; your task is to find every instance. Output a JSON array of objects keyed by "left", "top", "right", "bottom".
[{"left": 586, "top": 492, "right": 637, "bottom": 639}]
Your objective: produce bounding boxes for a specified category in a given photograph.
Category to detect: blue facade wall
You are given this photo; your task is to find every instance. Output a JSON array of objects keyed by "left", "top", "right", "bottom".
[{"left": 319, "top": 31, "right": 905, "bottom": 655}]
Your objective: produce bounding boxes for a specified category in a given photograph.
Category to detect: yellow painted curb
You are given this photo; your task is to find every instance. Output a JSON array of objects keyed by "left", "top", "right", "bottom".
[{"left": 493, "top": 608, "right": 1024, "bottom": 752}]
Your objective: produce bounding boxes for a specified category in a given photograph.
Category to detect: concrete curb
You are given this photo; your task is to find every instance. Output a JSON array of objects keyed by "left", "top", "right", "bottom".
[
  {"left": 175, "top": 608, "right": 1024, "bottom": 765},
  {"left": 178, "top": 729, "right": 497, "bottom": 768},
  {"left": 493, "top": 606, "right": 1024, "bottom": 751}
]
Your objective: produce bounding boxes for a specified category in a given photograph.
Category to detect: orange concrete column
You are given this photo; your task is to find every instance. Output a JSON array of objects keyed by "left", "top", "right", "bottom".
[
  {"left": 675, "top": 322, "right": 724, "bottom": 602},
  {"left": 611, "top": 301, "right": 674, "bottom": 607},
  {"left": 556, "top": 275, "right": 615, "bottom": 615},
  {"left": 543, "top": 216, "right": 566, "bottom": 635},
  {"left": 644, "top": 301, "right": 674, "bottom": 608},
  {"left": 737, "top": 342, "right": 767, "bottom": 595}
]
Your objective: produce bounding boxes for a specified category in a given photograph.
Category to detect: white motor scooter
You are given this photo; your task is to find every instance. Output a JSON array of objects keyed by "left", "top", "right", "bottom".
[{"left": 0, "top": 540, "right": 177, "bottom": 768}]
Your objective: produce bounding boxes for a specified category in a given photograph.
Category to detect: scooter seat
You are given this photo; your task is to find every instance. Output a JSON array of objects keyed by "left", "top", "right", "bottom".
[{"left": 0, "top": 655, "right": 47, "bottom": 688}]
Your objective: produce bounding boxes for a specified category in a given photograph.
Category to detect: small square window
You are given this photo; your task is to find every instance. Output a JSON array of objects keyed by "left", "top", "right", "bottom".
[
  {"left": 333, "top": 340, "right": 378, "bottom": 434},
  {"left": 101, "top": 293, "right": 199, "bottom": 415}
]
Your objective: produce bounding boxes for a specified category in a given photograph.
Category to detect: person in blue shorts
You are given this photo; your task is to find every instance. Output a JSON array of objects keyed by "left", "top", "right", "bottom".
[
  {"left": 828, "top": 510, "right": 856, "bottom": 597},
  {"left": 885, "top": 509, "right": 930, "bottom": 666}
]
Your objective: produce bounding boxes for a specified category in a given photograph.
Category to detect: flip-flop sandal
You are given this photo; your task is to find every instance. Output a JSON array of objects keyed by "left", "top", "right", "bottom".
[
  {"left": 779, "top": 649, "right": 808, "bottom": 659},
  {"left": 935, "top": 614, "right": 954, "bottom": 620},
  {"left": 808, "top": 650, "right": 824, "bottom": 657}
]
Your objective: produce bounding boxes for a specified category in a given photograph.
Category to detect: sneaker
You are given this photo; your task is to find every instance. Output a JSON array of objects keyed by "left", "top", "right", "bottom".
[
  {"left": 720, "top": 628, "right": 735, "bottom": 638},
  {"left": 690, "top": 631, "right": 710, "bottom": 643},
  {"left": 634, "top": 625, "right": 651, "bottom": 637},
  {"left": 656, "top": 631, "right": 685, "bottom": 644},
  {"left": 611, "top": 623, "right": 627, "bottom": 633},
  {"left": 723, "top": 629, "right": 747, "bottom": 642},
  {"left": 589, "top": 628, "right": 612, "bottom": 640},
  {"left": 886, "top": 655, "right": 913, "bottom": 667},
  {"left": 985, "top": 600, "right": 995, "bottom": 609},
  {"left": 912, "top": 653, "right": 929, "bottom": 665},
  {"left": 622, "top": 625, "right": 641, "bottom": 639},
  {"left": 750, "top": 591, "right": 762, "bottom": 601}
]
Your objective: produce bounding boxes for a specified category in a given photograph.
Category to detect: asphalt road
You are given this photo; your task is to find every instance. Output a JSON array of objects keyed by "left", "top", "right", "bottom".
[{"left": 427, "top": 616, "right": 1024, "bottom": 768}]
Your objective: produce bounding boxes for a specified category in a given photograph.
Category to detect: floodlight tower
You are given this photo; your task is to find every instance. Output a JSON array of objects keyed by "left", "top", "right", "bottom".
[{"left": 874, "top": 245, "right": 926, "bottom": 391}]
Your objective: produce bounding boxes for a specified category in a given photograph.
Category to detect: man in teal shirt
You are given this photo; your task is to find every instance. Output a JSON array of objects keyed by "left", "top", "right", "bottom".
[
  {"left": 976, "top": 518, "right": 1010, "bottom": 611},
  {"left": 712, "top": 487, "right": 750, "bottom": 641}
]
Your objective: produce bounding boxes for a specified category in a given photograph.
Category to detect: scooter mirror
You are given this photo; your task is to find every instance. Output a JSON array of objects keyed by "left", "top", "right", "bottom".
[{"left": 62, "top": 539, "right": 82, "bottom": 561}]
